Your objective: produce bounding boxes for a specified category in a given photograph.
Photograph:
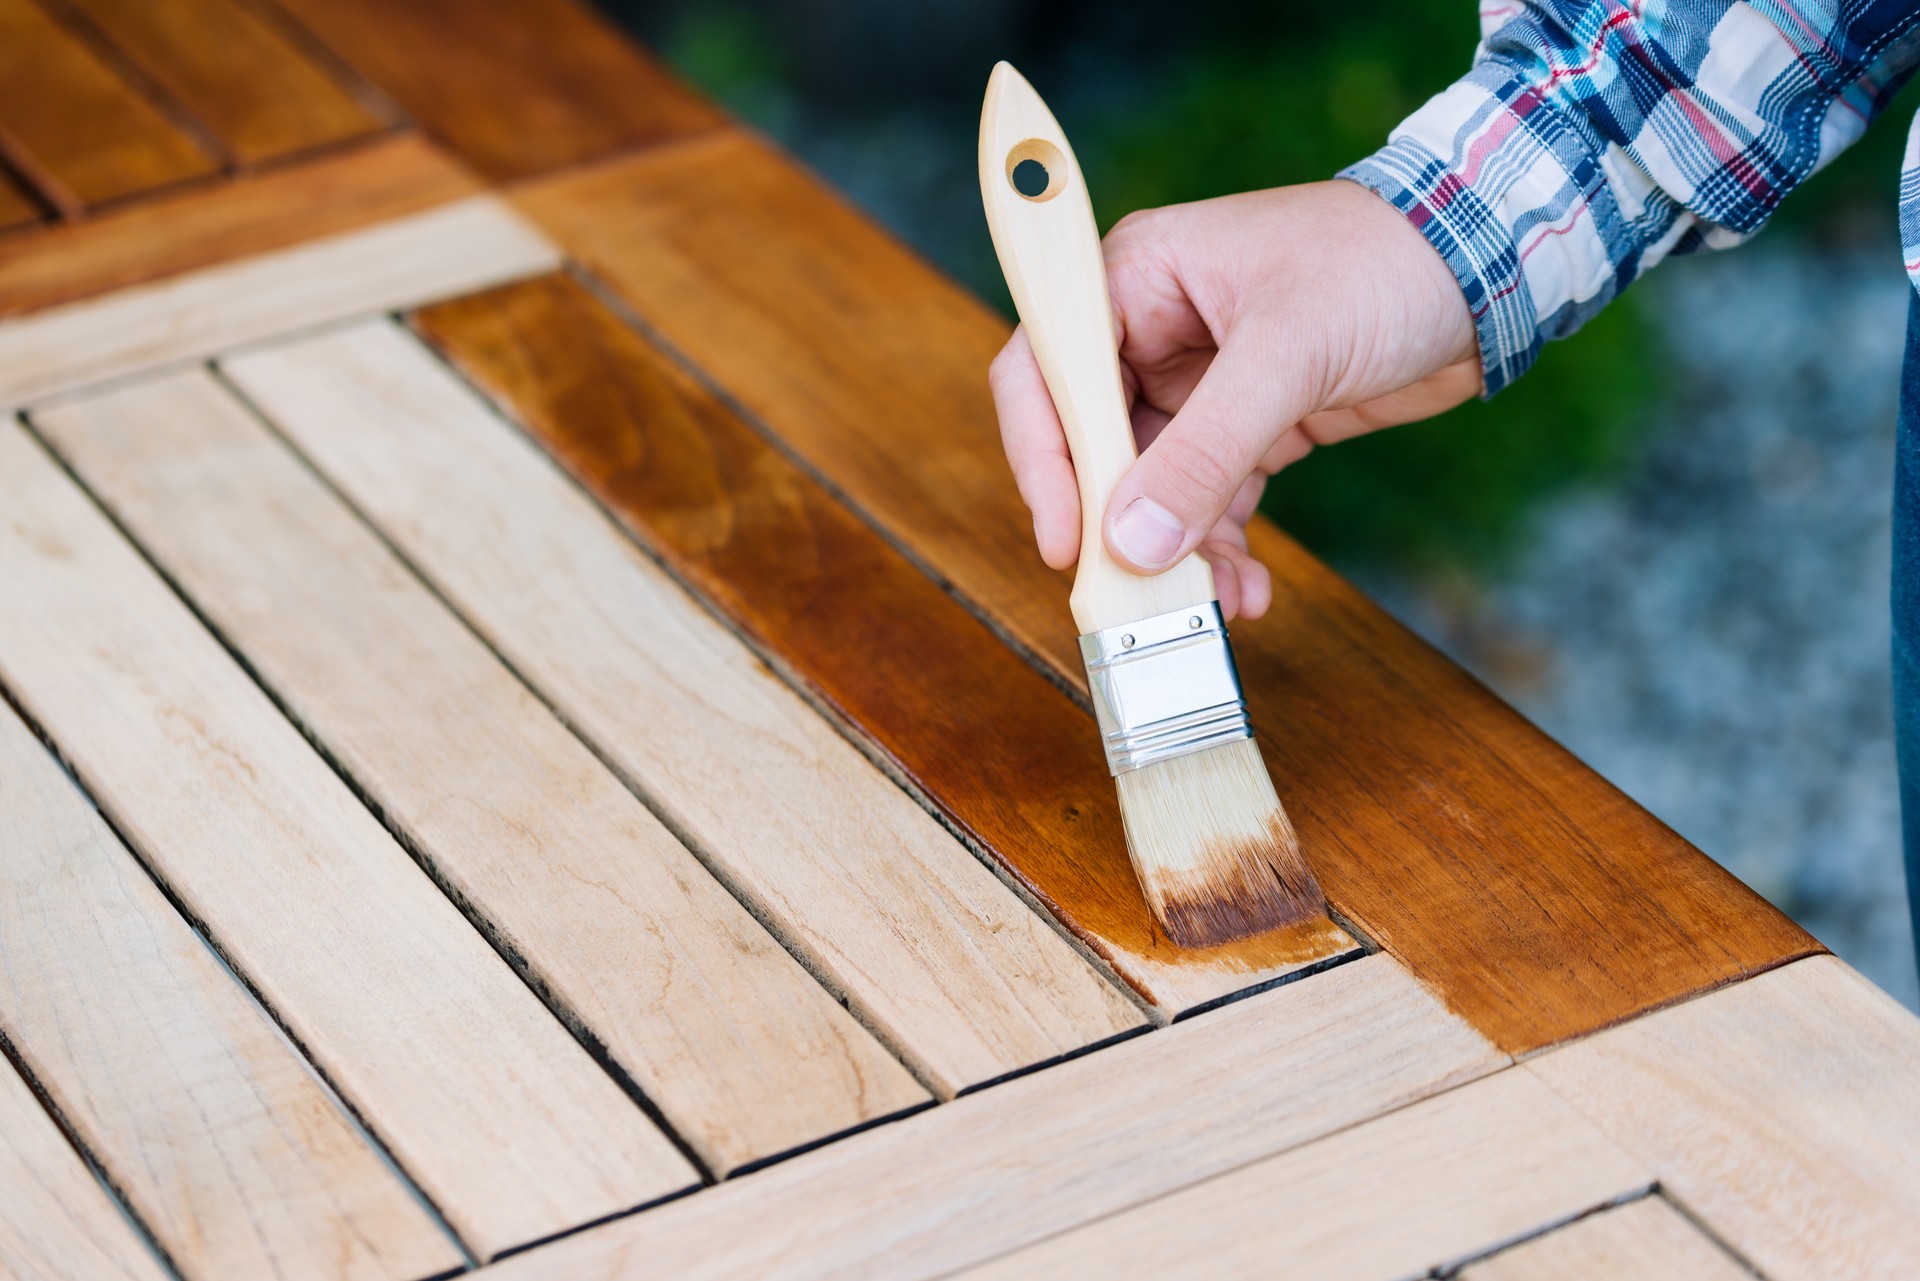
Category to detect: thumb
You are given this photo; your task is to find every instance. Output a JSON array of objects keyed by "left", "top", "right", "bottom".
[{"left": 1104, "top": 329, "right": 1314, "bottom": 572}]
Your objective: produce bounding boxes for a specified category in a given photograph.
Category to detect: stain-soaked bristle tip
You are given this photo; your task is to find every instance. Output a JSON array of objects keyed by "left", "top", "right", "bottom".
[{"left": 1114, "top": 738, "right": 1326, "bottom": 948}]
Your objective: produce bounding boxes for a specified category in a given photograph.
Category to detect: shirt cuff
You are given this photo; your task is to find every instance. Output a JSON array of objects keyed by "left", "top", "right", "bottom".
[{"left": 1338, "top": 64, "right": 1630, "bottom": 397}]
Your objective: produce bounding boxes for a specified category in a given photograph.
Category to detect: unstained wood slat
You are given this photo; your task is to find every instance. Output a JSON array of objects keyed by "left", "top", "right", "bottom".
[
  {"left": 265, "top": 0, "right": 722, "bottom": 181},
  {"left": 0, "top": 1052, "right": 168, "bottom": 1281},
  {"left": 38, "top": 365, "right": 931, "bottom": 1179},
  {"left": 954, "top": 1070, "right": 1649, "bottom": 1281},
  {"left": 413, "top": 274, "right": 1357, "bottom": 1015},
  {"left": 0, "top": 699, "right": 459, "bottom": 1281},
  {"left": 0, "top": 0, "right": 216, "bottom": 211},
  {"left": 0, "top": 133, "right": 476, "bottom": 321},
  {"left": 474, "top": 955, "right": 1504, "bottom": 1281},
  {"left": 0, "top": 422, "right": 697, "bottom": 1260},
  {"left": 223, "top": 319, "right": 1148, "bottom": 1099},
  {"left": 514, "top": 128, "right": 1819, "bottom": 1054},
  {"left": 58, "top": 0, "right": 381, "bottom": 167},
  {"left": 1529, "top": 956, "right": 1920, "bottom": 1281},
  {"left": 0, "top": 194, "right": 556, "bottom": 408},
  {"left": 1459, "top": 1196, "right": 1754, "bottom": 1281}
]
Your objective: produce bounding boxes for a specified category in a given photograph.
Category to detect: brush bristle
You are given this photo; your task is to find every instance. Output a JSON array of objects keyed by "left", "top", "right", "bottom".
[{"left": 1114, "top": 738, "right": 1325, "bottom": 947}]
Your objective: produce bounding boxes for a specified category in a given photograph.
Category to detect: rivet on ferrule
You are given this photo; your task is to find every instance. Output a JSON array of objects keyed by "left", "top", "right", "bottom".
[{"left": 1077, "top": 602, "right": 1253, "bottom": 776}]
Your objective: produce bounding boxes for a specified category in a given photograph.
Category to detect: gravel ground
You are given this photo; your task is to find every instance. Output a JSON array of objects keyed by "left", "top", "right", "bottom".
[{"left": 1359, "top": 242, "right": 1920, "bottom": 1010}]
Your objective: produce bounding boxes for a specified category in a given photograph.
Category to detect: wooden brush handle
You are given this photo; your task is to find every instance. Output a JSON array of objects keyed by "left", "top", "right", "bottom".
[{"left": 978, "top": 61, "right": 1214, "bottom": 635}]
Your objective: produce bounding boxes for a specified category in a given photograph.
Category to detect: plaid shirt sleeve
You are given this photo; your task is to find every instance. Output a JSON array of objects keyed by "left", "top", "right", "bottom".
[{"left": 1340, "top": 1, "right": 1920, "bottom": 395}]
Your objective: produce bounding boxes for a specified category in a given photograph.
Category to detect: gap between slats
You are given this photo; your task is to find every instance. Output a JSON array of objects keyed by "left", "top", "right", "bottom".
[
  {"left": 0, "top": 1020, "right": 182, "bottom": 1281},
  {"left": 0, "top": 662, "right": 475, "bottom": 1279},
  {"left": 14, "top": 399, "right": 731, "bottom": 1192},
  {"left": 23, "top": 350, "right": 1186, "bottom": 1205}
]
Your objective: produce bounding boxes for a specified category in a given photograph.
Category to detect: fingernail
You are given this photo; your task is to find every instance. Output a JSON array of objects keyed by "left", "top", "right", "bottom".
[{"left": 1111, "top": 498, "right": 1185, "bottom": 570}]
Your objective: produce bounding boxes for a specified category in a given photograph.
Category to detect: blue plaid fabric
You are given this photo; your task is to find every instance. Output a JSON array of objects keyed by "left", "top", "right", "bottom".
[{"left": 1342, "top": 1, "right": 1920, "bottom": 394}]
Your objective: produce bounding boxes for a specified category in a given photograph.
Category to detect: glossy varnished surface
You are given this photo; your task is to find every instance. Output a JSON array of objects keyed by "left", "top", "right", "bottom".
[
  {"left": 515, "top": 130, "right": 1820, "bottom": 1052},
  {"left": 414, "top": 274, "right": 1358, "bottom": 1012},
  {"left": 0, "top": 0, "right": 216, "bottom": 212},
  {"left": 58, "top": 0, "right": 382, "bottom": 168},
  {"left": 264, "top": 0, "right": 725, "bottom": 181}
]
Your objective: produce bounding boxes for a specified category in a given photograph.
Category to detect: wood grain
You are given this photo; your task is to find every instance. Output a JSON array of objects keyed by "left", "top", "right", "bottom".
[
  {"left": 1459, "top": 1196, "right": 1754, "bottom": 1281},
  {"left": 515, "top": 128, "right": 1820, "bottom": 1053},
  {"left": 474, "top": 955, "right": 1504, "bottom": 1281},
  {"left": 57, "top": 0, "right": 381, "bottom": 167},
  {"left": 0, "top": 133, "right": 478, "bottom": 320},
  {"left": 0, "top": 1052, "right": 169, "bottom": 1281},
  {"left": 39, "top": 365, "right": 930, "bottom": 1179},
  {"left": 0, "top": 0, "right": 216, "bottom": 212},
  {"left": 0, "top": 193, "right": 555, "bottom": 408},
  {"left": 1529, "top": 955, "right": 1920, "bottom": 1281},
  {"left": 223, "top": 320, "right": 1148, "bottom": 1098},
  {"left": 955, "top": 1069, "right": 1648, "bottom": 1281},
  {"left": 413, "top": 275, "right": 1356, "bottom": 1014},
  {"left": 264, "top": 0, "right": 723, "bottom": 181},
  {"left": 0, "top": 421, "right": 697, "bottom": 1260},
  {"left": 0, "top": 698, "right": 460, "bottom": 1281}
]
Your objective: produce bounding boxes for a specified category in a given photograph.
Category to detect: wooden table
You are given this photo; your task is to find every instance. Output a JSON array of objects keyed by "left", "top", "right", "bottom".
[{"left": 0, "top": 3, "right": 1914, "bottom": 1278}]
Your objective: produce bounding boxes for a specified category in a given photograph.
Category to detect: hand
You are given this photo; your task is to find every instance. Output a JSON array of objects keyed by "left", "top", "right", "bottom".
[{"left": 988, "top": 179, "right": 1480, "bottom": 620}]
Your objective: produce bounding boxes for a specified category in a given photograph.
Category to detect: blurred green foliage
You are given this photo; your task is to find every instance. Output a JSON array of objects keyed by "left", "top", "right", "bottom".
[{"left": 656, "top": 0, "right": 1914, "bottom": 574}]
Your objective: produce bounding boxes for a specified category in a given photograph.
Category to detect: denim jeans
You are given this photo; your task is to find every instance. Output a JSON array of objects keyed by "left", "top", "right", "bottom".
[{"left": 1892, "top": 290, "right": 1920, "bottom": 978}]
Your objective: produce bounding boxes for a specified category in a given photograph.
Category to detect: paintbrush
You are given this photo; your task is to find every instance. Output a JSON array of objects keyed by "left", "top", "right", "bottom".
[{"left": 979, "top": 61, "right": 1326, "bottom": 946}]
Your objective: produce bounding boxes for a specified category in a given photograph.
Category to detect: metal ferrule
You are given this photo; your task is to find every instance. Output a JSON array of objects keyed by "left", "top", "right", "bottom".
[{"left": 1078, "top": 602, "right": 1252, "bottom": 776}]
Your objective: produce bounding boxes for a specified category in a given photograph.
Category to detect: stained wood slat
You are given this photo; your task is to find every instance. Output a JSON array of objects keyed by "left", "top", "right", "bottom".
[
  {"left": 264, "top": 0, "right": 722, "bottom": 181},
  {"left": 955, "top": 1070, "right": 1648, "bottom": 1281},
  {"left": 1459, "top": 1196, "right": 1754, "bottom": 1281},
  {"left": 0, "top": 0, "right": 216, "bottom": 211},
  {"left": 1529, "top": 956, "right": 1920, "bottom": 1281},
  {"left": 475, "top": 955, "right": 1504, "bottom": 1281},
  {"left": 413, "top": 275, "right": 1357, "bottom": 1014},
  {"left": 0, "top": 422, "right": 697, "bottom": 1260},
  {"left": 0, "top": 169, "right": 42, "bottom": 234},
  {"left": 514, "top": 128, "right": 1820, "bottom": 1054},
  {"left": 222, "top": 320, "right": 1148, "bottom": 1099},
  {"left": 58, "top": 0, "right": 381, "bottom": 167},
  {"left": 0, "top": 193, "right": 555, "bottom": 408},
  {"left": 0, "top": 699, "right": 460, "bottom": 1281},
  {"left": 0, "top": 1053, "right": 168, "bottom": 1281},
  {"left": 39, "top": 366, "right": 931, "bottom": 1179},
  {"left": 0, "top": 133, "right": 477, "bottom": 320}
]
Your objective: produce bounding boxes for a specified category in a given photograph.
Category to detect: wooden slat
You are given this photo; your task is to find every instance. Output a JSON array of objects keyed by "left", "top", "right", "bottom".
[
  {"left": 514, "top": 128, "right": 1820, "bottom": 1054},
  {"left": 0, "top": 193, "right": 555, "bottom": 408},
  {"left": 0, "top": 421, "right": 697, "bottom": 1260},
  {"left": 0, "top": 1053, "right": 168, "bottom": 1281},
  {"left": 1529, "top": 956, "right": 1920, "bottom": 1281},
  {"left": 0, "top": 169, "right": 43, "bottom": 234},
  {"left": 38, "top": 366, "right": 931, "bottom": 1179},
  {"left": 1459, "top": 1197, "right": 1753, "bottom": 1281},
  {"left": 954, "top": 1070, "right": 1648, "bottom": 1281},
  {"left": 413, "top": 275, "right": 1357, "bottom": 1015},
  {"left": 0, "top": 699, "right": 460, "bottom": 1281},
  {"left": 264, "top": 0, "right": 723, "bottom": 181},
  {"left": 0, "top": 133, "right": 475, "bottom": 320},
  {"left": 59, "top": 0, "right": 381, "bottom": 167},
  {"left": 0, "top": 0, "right": 216, "bottom": 212},
  {"left": 475, "top": 954, "right": 1504, "bottom": 1281},
  {"left": 222, "top": 320, "right": 1148, "bottom": 1099}
]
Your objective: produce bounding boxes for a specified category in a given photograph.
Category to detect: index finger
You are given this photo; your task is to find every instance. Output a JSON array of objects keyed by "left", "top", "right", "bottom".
[{"left": 989, "top": 325, "right": 1082, "bottom": 570}]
